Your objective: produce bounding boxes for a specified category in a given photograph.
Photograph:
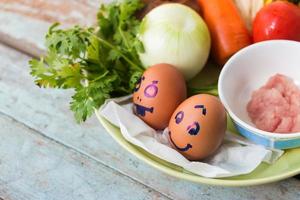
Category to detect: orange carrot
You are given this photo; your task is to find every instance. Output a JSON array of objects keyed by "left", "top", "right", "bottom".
[{"left": 197, "top": 0, "right": 252, "bottom": 66}]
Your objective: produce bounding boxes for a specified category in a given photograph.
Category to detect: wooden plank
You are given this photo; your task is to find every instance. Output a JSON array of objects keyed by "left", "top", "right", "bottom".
[
  {"left": 1, "top": 1, "right": 300, "bottom": 199},
  {"left": 0, "top": 0, "right": 99, "bottom": 57},
  {"left": 0, "top": 11, "right": 49, "bottom": 57},
  {"left": 1, "top": 44, "right": 300, "bottom": 200},
  {"left": 0, "top": 113, "right": 168, "bottom": 200},
  {"left": 0, "top": 0, "right": 97, "bottom": 25}
]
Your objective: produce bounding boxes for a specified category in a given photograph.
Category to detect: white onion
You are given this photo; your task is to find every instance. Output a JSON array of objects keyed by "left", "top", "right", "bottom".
[{"left": 138, "top": 3, "right": 211, "bottom": 80}]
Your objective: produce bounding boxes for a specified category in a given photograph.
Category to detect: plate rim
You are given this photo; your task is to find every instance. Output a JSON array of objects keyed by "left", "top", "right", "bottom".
[{"left": 95, "top": 111, "right": 300, "bottom": 186}]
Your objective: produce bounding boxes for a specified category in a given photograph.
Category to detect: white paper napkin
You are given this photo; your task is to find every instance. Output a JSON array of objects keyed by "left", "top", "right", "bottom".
[{"left": 99, "top": 96, "right": 283, "bottom": 178}]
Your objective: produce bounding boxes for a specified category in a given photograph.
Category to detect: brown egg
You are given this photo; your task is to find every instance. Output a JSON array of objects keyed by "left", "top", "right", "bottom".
[
  {"left": 168, "top": 94, "right": 227, "bottom": 160},
  {"left": 133, "top": 63, "right": 187, "bottom": 130}
]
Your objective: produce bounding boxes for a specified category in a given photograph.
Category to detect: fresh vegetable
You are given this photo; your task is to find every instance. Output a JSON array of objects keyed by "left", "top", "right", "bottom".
[
  {"left": 29, "top": 0, "right": 221, "bottom": 123},
  {"left": 253, "top": 1, "right": 300, "bottom": 43},
  {"left": 188, "top": 84, "right": 218, "bottom": 96},
  {"left": 197, "top": 0, "right": 252, "bottom": 66},
  {"left": 265, "top": 0, "right": 300, "bottom": 5},
  {"left": 138, "top": 3, "right": 211, "bottom": 80},
  {"left": 29, "top": 0, "right": 145, "bottom": 122},
  {"left": 233, "top": 0, "right": 264, "bottom": 31}
]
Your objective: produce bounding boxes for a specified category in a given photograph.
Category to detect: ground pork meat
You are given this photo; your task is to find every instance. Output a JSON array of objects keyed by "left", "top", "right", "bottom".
[{"left": 247, "top": 74, "right": 300, "bottom": 133}]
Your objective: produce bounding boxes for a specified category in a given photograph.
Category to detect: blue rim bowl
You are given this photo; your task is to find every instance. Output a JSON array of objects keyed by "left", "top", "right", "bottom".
[{"left": 218, "top": 40, "right": 300, "bottom": 149}]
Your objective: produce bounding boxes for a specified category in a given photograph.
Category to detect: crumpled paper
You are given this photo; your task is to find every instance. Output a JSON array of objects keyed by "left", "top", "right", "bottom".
[{"left": 99, "top": 96, "right": 283, "bottom": 178}]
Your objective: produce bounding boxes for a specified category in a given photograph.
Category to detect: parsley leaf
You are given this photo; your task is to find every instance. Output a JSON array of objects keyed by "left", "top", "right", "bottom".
[{"left": 30, "top": 0, "right": 145, "bottom": 122}]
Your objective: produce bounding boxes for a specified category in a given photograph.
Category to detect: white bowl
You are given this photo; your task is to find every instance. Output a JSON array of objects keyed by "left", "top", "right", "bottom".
[{"left": 218, "top": 40, "right": 300, "bottom": 149}]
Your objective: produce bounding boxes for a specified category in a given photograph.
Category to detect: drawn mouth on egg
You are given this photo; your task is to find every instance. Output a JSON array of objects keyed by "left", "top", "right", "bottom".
[
  {"left": 133, "top": 103, "right": 154, "bottom": 117},
  {"left": 169, "top": 131, "right": 192, "bottom": 152}
]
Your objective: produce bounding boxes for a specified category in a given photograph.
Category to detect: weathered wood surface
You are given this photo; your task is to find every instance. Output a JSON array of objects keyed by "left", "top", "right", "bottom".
[
  {"left": 1, "top": 27, "right": 300, "bottom": 200},
  {"left": 0, "top": 0, "right": 97, "bottom": 25},
  {"left": 0, "top": 0, "right": 100, "bottom": 57},
  {"left": 0, "top": 113, "right": 167, "bottom": 200},
  {"left": 1, "top": 0, "right": 300, "bottom": 199}
]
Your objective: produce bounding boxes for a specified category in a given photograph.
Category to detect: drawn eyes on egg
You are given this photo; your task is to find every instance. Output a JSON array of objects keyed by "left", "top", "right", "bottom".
[
  {"left": 175, "top": 111, "right": 184, "bottom": 124},
  {"left": 187, "top": 122, "right": 200, "bottom": 135},
  {"left": 144, "top": 80, "right": 158, "bottom": 98},
  {"left": 174, "top": 105, "right": 205, "bottom": 135},
  {"left": 134, "top": 76, "right": 145, "bottom": 92}
]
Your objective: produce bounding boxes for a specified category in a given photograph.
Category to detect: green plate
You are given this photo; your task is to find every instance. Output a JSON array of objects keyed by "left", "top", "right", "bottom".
[{"left": 95, "top": 62, "right": 300, "bottom": 186}]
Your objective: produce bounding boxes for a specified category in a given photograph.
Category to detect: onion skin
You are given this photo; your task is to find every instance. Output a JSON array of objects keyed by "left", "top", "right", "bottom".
[{"left": 139, "top": 4, "right": 211, "bottom": 80}]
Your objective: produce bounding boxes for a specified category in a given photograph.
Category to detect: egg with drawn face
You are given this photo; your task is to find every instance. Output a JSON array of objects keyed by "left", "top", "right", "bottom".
[
  {"left": 133, "top": 63, "right": 187, "bottom": 130},
  {"left": 168, "top": 94, "right": 227, "bottom": 160}
]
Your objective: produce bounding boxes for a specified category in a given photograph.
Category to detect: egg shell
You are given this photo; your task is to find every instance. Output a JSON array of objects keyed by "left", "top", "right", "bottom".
[
  {"left": 168, "top": 94, "right": 227, "bottom": 160},
  {"left": 133, "top": 63, "right": 187, "bottom": 130}
]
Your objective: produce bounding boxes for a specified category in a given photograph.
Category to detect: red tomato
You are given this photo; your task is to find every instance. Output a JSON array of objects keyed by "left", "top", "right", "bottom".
[{"left": 253, "top": 1, "right": 300, "bottom": 43}]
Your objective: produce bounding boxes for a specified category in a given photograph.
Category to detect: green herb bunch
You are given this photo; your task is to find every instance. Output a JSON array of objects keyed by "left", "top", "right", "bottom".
[{"left": 30, "top": 0, "right": 145, "bottom": 122}]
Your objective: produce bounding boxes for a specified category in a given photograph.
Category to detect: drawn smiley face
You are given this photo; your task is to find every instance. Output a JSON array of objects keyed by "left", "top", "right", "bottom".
[
  {"left": 133, "top": 75, "right": 159, "bottom": 117},
  {"left": 168, "top": 94, "right": 227, "bottom": 161},
  {"left": 132, "top": 64, "right": 187, "bottom": 130},
  {"left": 169, "top": 106, "right": 206, "bottom": 152},
  {"left": 132, "top": 73, "right": 166, "bottom": 129}
]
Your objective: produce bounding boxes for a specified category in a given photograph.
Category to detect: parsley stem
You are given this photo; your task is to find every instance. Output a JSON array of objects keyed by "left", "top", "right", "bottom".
[
  {"left": 118, "top": 26, "right": 130, "bottom": 49},
  {"left": 89, "top": 71, "right": 109, "bottom": 83},
  {"left": 85, "top": 31, "right": 143, "bottom": 71}
]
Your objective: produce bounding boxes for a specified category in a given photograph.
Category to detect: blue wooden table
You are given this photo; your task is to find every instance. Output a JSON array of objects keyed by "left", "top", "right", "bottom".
[{"left": 0, "top": 1, "right": 300, "bottom": 199}]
